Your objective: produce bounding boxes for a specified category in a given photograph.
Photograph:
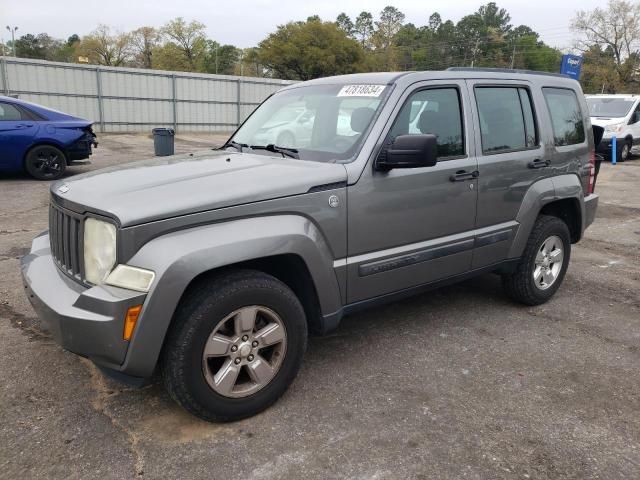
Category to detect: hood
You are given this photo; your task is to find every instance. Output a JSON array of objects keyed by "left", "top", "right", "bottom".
[
  {"left": 51, "top": 150, "right": 347, "bottom": 227},
  {"left": 590, "top": 116, "right": 627, "bottom": 127}
]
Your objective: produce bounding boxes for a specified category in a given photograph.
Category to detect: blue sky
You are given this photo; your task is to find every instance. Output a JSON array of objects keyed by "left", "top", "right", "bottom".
[{"left": 3, "top": 0, "right": 604, "bottom": 50}]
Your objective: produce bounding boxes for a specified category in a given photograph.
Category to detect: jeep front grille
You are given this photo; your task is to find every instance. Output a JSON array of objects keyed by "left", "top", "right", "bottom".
[{"left": 49, "top": 202, "right": 84, "bottom": 281}]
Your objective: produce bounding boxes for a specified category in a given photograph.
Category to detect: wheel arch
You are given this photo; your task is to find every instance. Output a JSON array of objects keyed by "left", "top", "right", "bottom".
[
  {"left": 508, "top": 175, "right": 585, "bottom": 258},
  {"left": 23, "top": 141, "right": 69, "bottom": 168},
  {"left": 119, "top": 215, "right": 343, "bottom": 378}
]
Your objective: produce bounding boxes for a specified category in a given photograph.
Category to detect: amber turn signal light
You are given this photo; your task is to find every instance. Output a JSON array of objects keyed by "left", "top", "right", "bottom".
[{"left": 123, "top": 305, "right": 143, "bottom": 341}]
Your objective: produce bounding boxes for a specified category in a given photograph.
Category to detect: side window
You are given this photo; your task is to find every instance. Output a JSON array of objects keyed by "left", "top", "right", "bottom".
[
  {"left": 632, "top": 102, "right": 640, "bottom": 124},
  {"left": 388, "top": 87, "right": 464, "bottom": 157},
  {"left": 475, "top": 87, "right": 537, "bottom": 153},
  {"left": 0, "top": 103, "right": 24, "bottom": 121},
  {"left": 542, "top": 88, "right": 586, "bottom": 146}
]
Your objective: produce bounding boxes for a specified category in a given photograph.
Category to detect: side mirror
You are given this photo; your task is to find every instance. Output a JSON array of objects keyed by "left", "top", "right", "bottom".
[
  {"left": 376, "top": 134, "right": 438, "bottom": 171},
  {"left": 630, "top": 112, "right": 639, "bottom": 124}
]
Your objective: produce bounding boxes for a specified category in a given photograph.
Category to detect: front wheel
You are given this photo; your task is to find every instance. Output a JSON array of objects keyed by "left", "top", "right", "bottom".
[
  {"left": 502, "top": 215, "right": 571, "bottom": 306},
  {"left": 25, "top": 145, "right": 67, "bottom": 180},
  {"left": 162, "top": 270, "right": 307, "bottom": 422}
]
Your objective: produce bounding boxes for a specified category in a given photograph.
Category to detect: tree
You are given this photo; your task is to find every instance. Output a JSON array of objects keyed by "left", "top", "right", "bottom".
[
  {"left": 477, "top": 2, "right": 512, "bottom": 34},
  {"left": 372, "top": 6, "right": 406, "bottom": 69},
  {"left": 130, "top": 27, "right": 160, "bottom": 68},
  {"left": 428, "top": 13, "right": 442, "bottom": 32},
  {"left": 162, "top": 18, "right": 207, "bottom": 70},
  {"left": 572, "top": 0, "right": 640, "bottom": 85},
  {"left": 78, "top": 25, "right": 132, "bottom": 66},
  {"left": 374, "top": 6, "right": 405, "bottom": 50},
  {"left": 257, "top": 17, "right": 367, "bottom": 80},
  {"left": 336, "top": 13, "right": 354, "bottom": 37},
  {"left": 203, "top": 40, "right": 240, "bottom": 75},
  {"left": 14, "top": 33, "right": 67, "bottom": 60},
  {"left": 354, "top": 11, "right": 374, "bottom": 47}
]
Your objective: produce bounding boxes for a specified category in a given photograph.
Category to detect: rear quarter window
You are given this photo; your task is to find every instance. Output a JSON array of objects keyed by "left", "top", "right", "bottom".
[
  {"left": 543, "top": 88, "right": 586, "bottom": 146},
  {"left": 0, "top": 102, "right": 23, "bottom": 121}
]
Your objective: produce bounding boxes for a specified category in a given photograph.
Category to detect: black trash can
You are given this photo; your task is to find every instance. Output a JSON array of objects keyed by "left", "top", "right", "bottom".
[{"left": 152, "top": 128, "right": 175, "bottom": 156}]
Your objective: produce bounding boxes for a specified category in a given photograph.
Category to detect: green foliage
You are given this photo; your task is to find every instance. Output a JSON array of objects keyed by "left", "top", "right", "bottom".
[
  {"left": 161, "top": 18, "right": 207, "bottom": 70},
  {"left": 257, "top": 18, "right": 367, "bottom": 80},
  {"left": 14, "top": 33, "right": 76, "bottom": 62},
  {"left": 336, "top": 13, "right": 354, "bottom": 36}
]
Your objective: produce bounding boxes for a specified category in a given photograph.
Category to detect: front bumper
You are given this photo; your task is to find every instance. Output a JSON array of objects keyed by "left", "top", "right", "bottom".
[{"left": 21, "top": 232, "right": 146, "bottom": 371}]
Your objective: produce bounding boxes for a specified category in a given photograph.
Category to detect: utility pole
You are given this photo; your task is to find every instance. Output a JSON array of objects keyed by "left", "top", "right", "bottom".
[
  {"left": 5, "top": 26, "right": 18, "bottom": 57},
  {"left": 470, "top": 36, "right": 480, "bottom": 68},
  {"left": 510, "top": 43, "right": 516, "bottom": 69},
  {"left": 214, "top": 44, "right": 218, "bottom": 74}
]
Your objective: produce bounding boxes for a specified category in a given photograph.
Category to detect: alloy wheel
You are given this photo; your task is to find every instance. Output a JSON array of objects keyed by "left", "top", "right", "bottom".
[
  {"left": 533, "top": 235, "right": 564, "bottom": 290},
  {"left": 202, "top": 306, "right": 287, "bottom": 398}
]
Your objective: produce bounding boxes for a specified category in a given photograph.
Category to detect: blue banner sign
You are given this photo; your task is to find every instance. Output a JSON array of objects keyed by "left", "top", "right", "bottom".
[{"left": 560, "top": 54, "right": 583, "bottom": 80}]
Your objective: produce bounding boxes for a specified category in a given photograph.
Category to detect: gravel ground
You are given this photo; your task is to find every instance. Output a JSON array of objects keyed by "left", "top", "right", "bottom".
[{"left": 1, "top": 134, "right": 639, "bottom": 480}]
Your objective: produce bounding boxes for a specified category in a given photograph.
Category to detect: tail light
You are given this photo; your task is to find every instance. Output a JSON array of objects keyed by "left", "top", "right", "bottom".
[{"left": 587, "top": 148, "right": 596, "bottom": 194}]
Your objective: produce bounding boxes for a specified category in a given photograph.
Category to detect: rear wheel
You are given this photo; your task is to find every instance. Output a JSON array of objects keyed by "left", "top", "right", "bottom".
[
  {"left": 162, "top": 270, "right": 307, "bottom": 422},
  {"left": 502, "top": 215, "right": 571, "bottom": 306},
  {"left": 619, "top": 140, "right": 631, "bottom": 162},
  {"left": 25, "top": 145, "right": 67, "bottom": 180}
]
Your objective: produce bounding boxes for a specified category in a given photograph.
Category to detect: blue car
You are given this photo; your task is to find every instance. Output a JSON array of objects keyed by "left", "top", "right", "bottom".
[{"left": 0, "top": 96, "right": 97, "bottom": 180}]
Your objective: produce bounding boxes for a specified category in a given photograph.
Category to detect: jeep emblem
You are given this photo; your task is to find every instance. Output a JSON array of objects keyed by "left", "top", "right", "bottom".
[
  {"left": 57, "top": 184, "right": 70, "bottom": 194},
  {"left": 328, "top": 195, "right": 340, "bottom": 208}
]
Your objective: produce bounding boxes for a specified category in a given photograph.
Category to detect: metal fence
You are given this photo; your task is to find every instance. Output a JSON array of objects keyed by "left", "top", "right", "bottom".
[{"left": 0, "top": 56, "right": 294, "bottom": 133}]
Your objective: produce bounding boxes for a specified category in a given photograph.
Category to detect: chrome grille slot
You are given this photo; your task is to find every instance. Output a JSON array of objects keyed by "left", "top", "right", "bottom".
[{"left": 49, "top": 202, "right": 83, "bottom": 281}]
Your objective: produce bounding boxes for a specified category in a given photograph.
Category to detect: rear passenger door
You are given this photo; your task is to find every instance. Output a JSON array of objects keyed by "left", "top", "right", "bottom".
[{"left": 467, "top": 81, "right": 548, "bottom": 269}]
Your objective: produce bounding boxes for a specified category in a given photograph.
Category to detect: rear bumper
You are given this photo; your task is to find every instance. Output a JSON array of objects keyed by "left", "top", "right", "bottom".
[
  {"left": 67, "top": 133, "right": 97, "bottom": 161},
  {"left": 21, "top": 232, "right": 146, "bottom": 373},
  {"left": 584, "top": 193, "right": 598, "bottom": 230}
]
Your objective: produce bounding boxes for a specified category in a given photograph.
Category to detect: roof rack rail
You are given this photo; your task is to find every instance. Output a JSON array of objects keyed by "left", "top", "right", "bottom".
[{"left": 446, "top": 67, "right": 571, "bottom": 79}]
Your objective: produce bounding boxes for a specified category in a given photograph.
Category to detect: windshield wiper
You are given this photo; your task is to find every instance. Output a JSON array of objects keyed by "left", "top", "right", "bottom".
[
  {"left": 249, "top": 144, "right": 299, "bottom": 159},
  {"left": 221, "top": 140, "right": 248, "bottom": 152}
]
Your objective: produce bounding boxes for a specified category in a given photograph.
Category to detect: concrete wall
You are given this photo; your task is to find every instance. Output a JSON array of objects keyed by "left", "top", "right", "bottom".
[{"left": 0, "top": 56, "right": 294, "bottom": 133}]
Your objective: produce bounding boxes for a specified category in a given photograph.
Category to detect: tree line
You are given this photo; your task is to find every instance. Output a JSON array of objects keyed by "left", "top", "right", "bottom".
[{"left": 1, "top": 1, "right": 637, "bottom": 93}]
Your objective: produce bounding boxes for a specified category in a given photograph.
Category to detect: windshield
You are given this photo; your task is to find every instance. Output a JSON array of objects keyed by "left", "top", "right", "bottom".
[
  {"left": 587, "top": 97, "right": 636, "bottom": 118},
  {"left": 228, "top": 83, "right": 390, "bottom": 162}
]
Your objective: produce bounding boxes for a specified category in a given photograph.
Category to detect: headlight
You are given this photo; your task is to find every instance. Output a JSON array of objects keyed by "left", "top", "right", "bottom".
[
  {"left": 84, "top": 217, "right": 117, "bottom": 284},
  {"left": 604, "top": 123, "right": 624, "bottom": 134}
]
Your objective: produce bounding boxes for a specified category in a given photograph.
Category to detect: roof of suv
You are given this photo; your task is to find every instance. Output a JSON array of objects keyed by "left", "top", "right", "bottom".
[{"left": 280, "top": 68, "right": 579, "bottom": 92}]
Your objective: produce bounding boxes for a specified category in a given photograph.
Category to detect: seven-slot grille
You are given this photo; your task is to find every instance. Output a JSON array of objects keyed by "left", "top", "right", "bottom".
[{"left": 49, "top": 202, "right": 84, "bottom": 281}]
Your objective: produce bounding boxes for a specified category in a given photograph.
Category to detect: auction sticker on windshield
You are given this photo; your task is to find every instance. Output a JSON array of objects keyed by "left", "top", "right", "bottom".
[{"left": 337, "top": 85, "right": 385, "bottom": 97}]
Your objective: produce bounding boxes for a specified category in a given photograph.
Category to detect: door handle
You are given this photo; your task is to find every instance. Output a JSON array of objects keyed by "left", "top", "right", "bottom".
[
  {"left": 528, "top": 158, "right": 550, "bottom": 169},
  {"left": 15, "top": 124, "right": 34, "bottom": 129},
  {"left": 450, "top": 170, "right": 479, "bottom": 182}
]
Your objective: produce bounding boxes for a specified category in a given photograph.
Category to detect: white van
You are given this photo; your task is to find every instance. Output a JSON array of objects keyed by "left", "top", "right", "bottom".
[{"left": 586, "top": 94, "right": 640, "bottom": 161}]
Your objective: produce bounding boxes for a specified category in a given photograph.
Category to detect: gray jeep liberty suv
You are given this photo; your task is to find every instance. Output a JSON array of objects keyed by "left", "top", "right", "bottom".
[{"left": 22, "top": 68, "right": 599, "bottom": 422}]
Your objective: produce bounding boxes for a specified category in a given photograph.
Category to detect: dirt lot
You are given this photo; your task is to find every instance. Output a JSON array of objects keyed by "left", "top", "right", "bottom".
[{"left": 1, "top": 134, "right": 639, "bottom": 480}]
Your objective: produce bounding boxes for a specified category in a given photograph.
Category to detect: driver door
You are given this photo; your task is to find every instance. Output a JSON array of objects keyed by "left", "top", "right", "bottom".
[{"left": 346, "top": 81, "right": 479, "bottom": 303}]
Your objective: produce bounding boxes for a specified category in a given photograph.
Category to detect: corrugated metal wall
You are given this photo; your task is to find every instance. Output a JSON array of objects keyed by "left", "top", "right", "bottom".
[{"left": 0, "top": 56, "right": 294, "bottom": 133}]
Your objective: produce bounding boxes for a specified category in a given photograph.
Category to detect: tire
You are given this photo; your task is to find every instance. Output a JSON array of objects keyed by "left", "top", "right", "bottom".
[
  {"left": 162, "top": 269, "right": 308, "bottom": 422},
  {"left": 277, "top": 131, "right": 295, "bottom": 148},
  {"left": 502, "top": 215, "right": 571, "bottom": 306},
  {"left": 24, "top": 145, "right": 67, "bottom": 180},
  {"left": 619, "top": 140, "right": 631, "bottom": 162}
]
